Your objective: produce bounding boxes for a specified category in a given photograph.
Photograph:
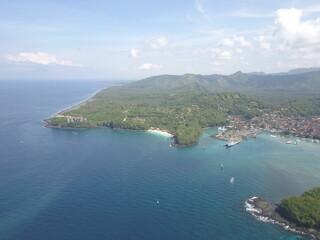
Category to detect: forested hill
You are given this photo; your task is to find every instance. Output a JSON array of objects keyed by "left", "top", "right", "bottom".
[
  {"left": 278, "top": 187, "right": 320, "bottom": 230},
  {"left": 126, "top": 70, "right": 320, "bottom": 101},
  {"left": 46, "top": 68, "right": 320, "bottom": 146},
  {"left": 48, "top": 91, "right": 270, "bottom": 146}
]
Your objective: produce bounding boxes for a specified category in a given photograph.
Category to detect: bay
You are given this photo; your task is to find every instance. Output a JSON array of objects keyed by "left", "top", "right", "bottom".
[{"left": 0, "top": 79, "right": 319, "bottom": 240}]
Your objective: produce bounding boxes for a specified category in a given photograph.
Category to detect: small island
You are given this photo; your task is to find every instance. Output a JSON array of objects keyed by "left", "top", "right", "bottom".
[{"left": 246, "top": 187, "right": 320, "bottom": 239}]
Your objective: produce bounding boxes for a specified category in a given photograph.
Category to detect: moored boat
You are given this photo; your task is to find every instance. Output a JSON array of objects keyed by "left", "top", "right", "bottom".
[{"left": 227, "top": 140, "right": 239, "bottom": 147}]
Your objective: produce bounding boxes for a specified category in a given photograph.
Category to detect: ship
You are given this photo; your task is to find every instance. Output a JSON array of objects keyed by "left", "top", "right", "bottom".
[{"left": 226, "top": 140, "right": 239, "bottom": 147}]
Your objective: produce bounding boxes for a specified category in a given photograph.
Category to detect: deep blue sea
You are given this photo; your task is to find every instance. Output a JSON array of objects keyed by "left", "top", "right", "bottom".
[{"left": 0, "top": 79, "right": 319, "bottom": 240}]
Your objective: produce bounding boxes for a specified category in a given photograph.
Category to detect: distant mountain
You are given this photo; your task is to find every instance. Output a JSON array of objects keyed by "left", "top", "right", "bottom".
[
  {"left": 126, "top": 70, "right": 320, "bottom": 101},
  {"left": 271, "top": 67, "right": 320, "bottom": 76},
  {"left": 247, "top": 71, "right": 266, "bottom": 76}
]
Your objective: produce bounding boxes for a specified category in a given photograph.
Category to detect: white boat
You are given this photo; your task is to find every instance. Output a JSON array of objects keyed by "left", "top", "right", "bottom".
[
  {"left": 218, "top": 126, "right": 226, "bottom": 132},
  {"left": 221, "top": 164, "right": 224, "bottom": 169},
  {"left": 286, "top": 141, "right": 292, "bottom": 144},
  {"left": 156, "top": 200, "right": 159, "bottom": 204},
  {"left": 270, "top": 135, "right": 277, "bottom": 138},
  {"left": 230, "top": 177, "right": 235, "bottom": 184},
  {"left": 227, "top": 140, "right": 239, "bottom": 147}
]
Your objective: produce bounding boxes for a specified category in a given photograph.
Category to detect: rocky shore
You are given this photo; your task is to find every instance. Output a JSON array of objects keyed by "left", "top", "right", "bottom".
[{"left": 245, "top": 197, "right": 320, "bottom": 239}]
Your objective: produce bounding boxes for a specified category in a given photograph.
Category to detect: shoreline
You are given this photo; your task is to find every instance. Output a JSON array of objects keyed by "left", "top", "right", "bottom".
[
  {"left": 53, "top": 89, "right": 102, "bottom": 117},
  {"left": 245, "top": 197, "right": 320, "bottom": 240},
  {"left": 147, "top": 129, "right": 173, "bottom": 137}
]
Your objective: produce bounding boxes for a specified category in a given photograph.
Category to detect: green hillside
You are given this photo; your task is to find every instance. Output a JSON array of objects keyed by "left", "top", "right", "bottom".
[
  {"left": 284, "top": 98, "right": 320, "bottom": 117},
  {"left": 278, "top": 187, "right": 320, "bottom": 229},
  {"left": 48, "top": 89, "right": 269, "bottom": 145},
  {"left": 127, "top": 71, "right": 320, "bottom": 101},
  {"left": 47, "top": 69, "right": 320, "bottom": 145}
]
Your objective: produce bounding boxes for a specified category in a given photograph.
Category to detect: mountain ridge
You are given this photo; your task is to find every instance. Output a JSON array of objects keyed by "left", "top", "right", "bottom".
[{"left": 126, "top": 69, "right": 320, "bottom": 101}]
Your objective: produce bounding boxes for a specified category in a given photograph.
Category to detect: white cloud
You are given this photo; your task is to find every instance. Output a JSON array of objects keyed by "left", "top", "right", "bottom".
[
  {"left": 274, "top": 8, "right": 320, "bottom": 47},
  {"left": 5, "top": 52, "right": 81, "bottom": 67},
  {"left": 195, "top": 0, "right": 206, "bottom": 14},
  {"left": 255, "top": 36, "right": 271, "bottom": 49},
  {"left": 219, "top": 51, "right": 232, "bottom": 60},
  {"left": 302, "top": 5, "right": 320, "bottom": 15},
  {"left": 220, "top": 38, "right": 234, "bottom": 47},
  {"left": 150, "top": 36, "right": 168, "bottom": 49},
  {"left": 130, "top": 49, "right": 139, "bottom": 58},
  {"left": 212, "top": 60, "right": 224, "bottom": 66},
  {"left": 235, "top": 48, "right": 243, "bottom": 54},
  {"left": 139, "top": 63, "right": 161, "bottom": 70},
  {"left": 225, "top": 9, "right": 273, "bottom": 18},
  {"left": 220, "top": 36, "right": 251, "bottom": 47}
]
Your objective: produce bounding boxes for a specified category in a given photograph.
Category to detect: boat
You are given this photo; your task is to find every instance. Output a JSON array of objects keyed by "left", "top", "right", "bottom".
[
  {"left": 270, "top": 135, "right": 277, "bottom": 138},
  {"left": 286, "top": 141, "right": 292, "bottom": 144},
  {"left": 218, "top": 126, "right": 226, "bottom": 132},
  {"left": 230, "top": 177, "right": 235, "bottom": 183},
  {"left": 220, "top": 164, "right": 224, "bottom": 169},
  {"left": 227, "top": 140, "right": 239, "bottom": 147},
  {"left": 156, "top": 200, "right": 159, "bottom": 204}
]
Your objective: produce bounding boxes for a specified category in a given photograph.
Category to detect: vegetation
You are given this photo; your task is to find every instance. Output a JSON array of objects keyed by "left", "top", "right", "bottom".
[
  {"left": 284, "top": 98, "right": 320, "bottom": 117},
  {"left": 278, "top": 187, "right": 320, "bottom": 229},
  {"left": 47, "top": 69, "right": 320, "bottom": 145},
  {"left": 126, "top": 70, "right": 320, "bottom": 102},
  {"left": 48, "top": 89, "right": 268, "bottom": 145}
]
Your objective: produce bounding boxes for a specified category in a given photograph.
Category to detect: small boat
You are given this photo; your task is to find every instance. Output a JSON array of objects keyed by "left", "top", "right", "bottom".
[
  {"left": 149, "top": 156, "right": 152, "bottom": 160},
  {"left": 169, "top": 144, "right": 172, "bottom": 147},
  {"left": 156, "top": 200, "right": 159, "bottom": 204},
  {"left": 203, "top": 146, "right": 206, "bottom": 150},
  {"left": 230, "top": 177, "right": 235, "bottom": 184},
  {"left": 270, "top": 135, "right": 277, "bottom": 138},
  {"left": 227, "top": 140, "right": 239, "bottom": 147},
  {"left": 286, "top": 141, "right": 292, "bottom": 144},
  {"left": 218, "top": 126, "right": 226, "bottom": 132},
  {"left": 220, "top": 164, "right": 224, "bottom": 169}
]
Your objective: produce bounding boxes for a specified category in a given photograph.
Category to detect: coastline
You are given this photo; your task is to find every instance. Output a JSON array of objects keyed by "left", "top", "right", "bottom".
[
  {"left": 245, "top": 197, "right": 320, "bottom": 240},
  {"left": 147, "top": 129, "right": 173, "bottom": 137},
  {"left": 49, "top": 86, "right": 113, "bottom": 118}
]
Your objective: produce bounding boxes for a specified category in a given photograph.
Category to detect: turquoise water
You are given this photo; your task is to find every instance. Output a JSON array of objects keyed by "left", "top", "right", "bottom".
[{"left": 0, "top": 80, "right": 319, "bottom": 240}]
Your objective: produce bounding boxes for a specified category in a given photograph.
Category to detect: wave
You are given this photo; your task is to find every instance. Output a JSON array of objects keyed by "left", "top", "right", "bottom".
[{"left": 244, "top": 197, "right": 307, "bottom": 238}]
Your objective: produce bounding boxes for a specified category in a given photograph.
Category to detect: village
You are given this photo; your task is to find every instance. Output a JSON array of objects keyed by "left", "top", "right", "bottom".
[{"left": 215, "top": 109, "right": 320, "bottom": 143}]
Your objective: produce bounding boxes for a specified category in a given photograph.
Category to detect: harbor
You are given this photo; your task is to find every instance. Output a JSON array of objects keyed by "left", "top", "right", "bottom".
[{"left": 213, "top": 126, "right": 263, "bottom": 145}]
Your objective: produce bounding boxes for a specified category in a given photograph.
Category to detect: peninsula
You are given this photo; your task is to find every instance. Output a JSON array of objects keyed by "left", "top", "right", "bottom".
[
  {"left": 45, "top": 69, "right": 320, "bottom": 146},
  {"left": 246, "top": 188, "right": 320, "bottom": 239}
]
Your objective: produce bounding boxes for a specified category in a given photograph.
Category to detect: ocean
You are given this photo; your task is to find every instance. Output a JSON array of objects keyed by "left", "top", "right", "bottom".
[{"left": 0, "top": 79, "right": 319, "bottom": 240}]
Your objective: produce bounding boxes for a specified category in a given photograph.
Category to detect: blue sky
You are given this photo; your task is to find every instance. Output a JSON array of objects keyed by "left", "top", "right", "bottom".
[{"left": 1, "top": 0, "right": 320, "bottom": 79}]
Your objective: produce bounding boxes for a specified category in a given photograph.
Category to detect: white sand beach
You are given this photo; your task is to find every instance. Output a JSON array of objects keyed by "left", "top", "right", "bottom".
[{"left": 147, "top": 129, "right": 173, "bottom": 137}]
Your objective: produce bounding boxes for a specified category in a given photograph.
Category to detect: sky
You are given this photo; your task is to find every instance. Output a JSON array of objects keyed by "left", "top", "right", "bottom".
[{"left": 1, "top": 0, "right": 320, "bottom": 80}]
